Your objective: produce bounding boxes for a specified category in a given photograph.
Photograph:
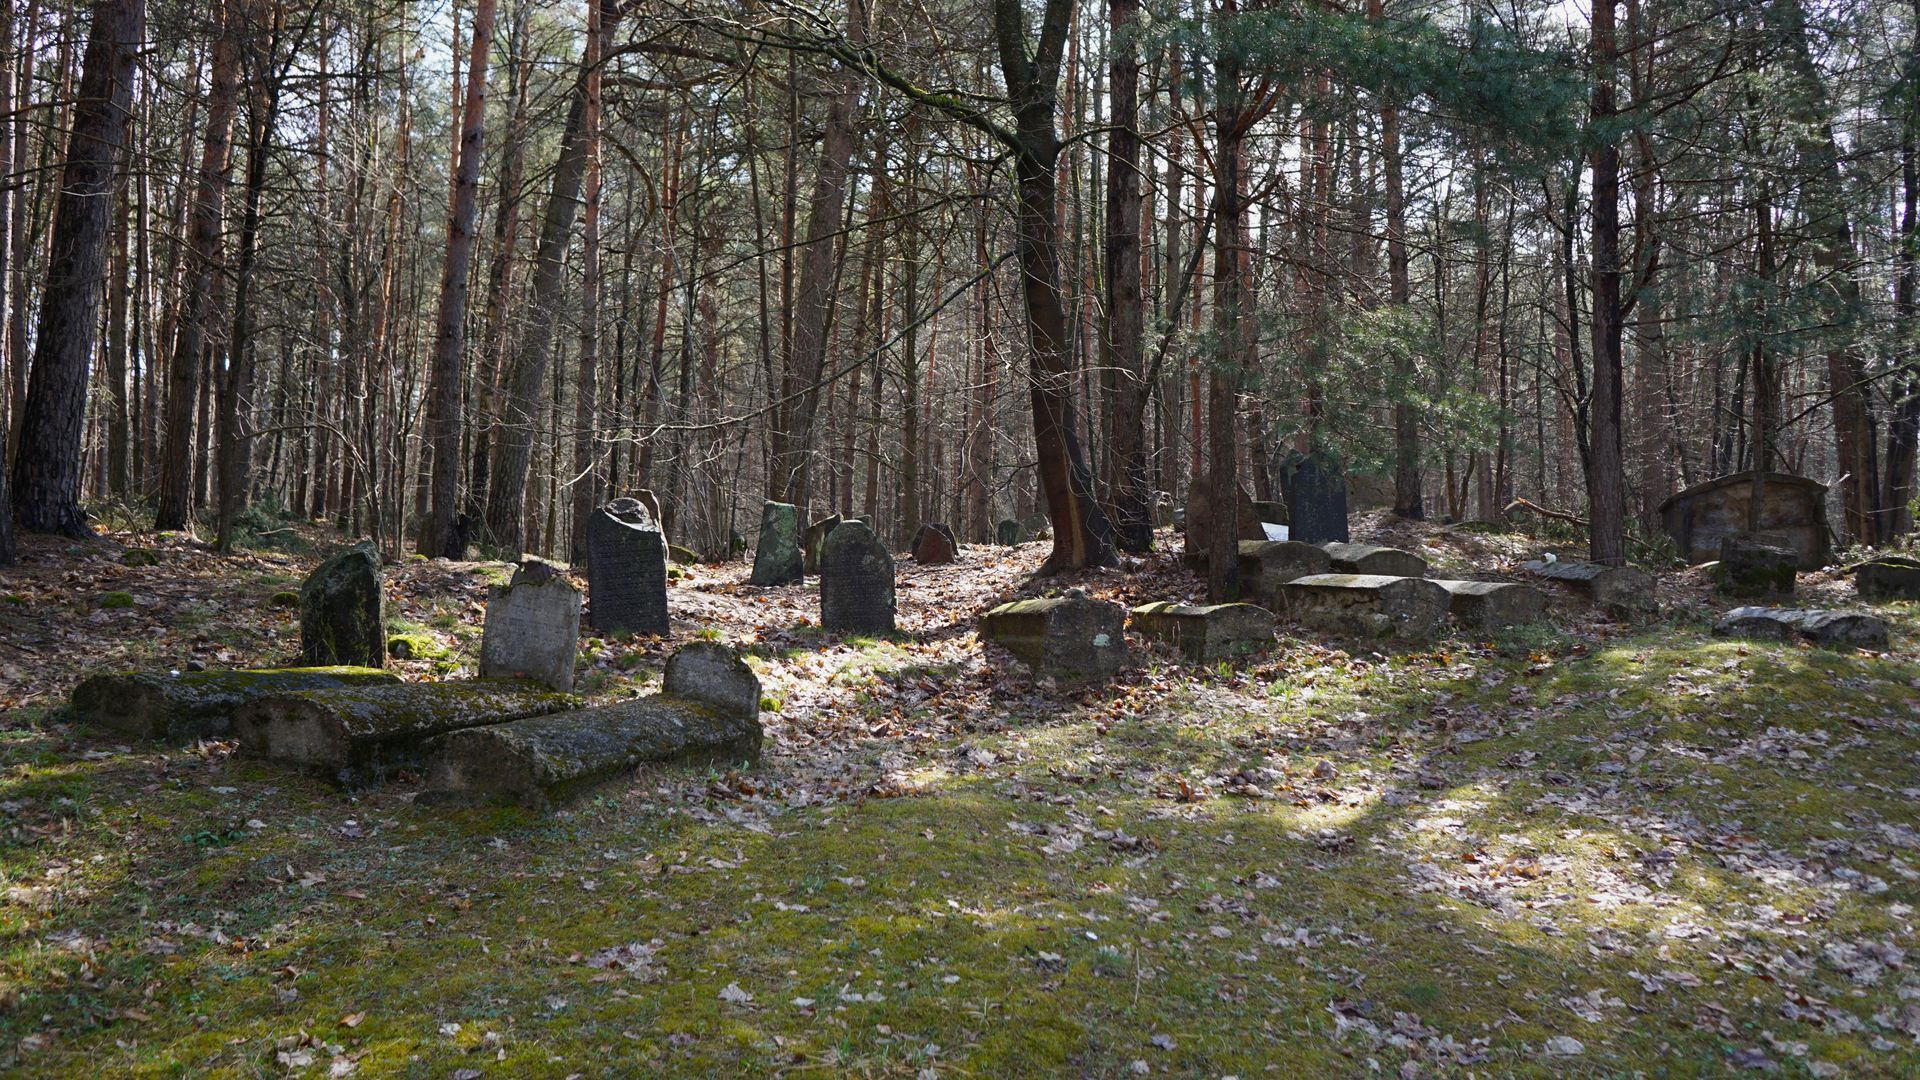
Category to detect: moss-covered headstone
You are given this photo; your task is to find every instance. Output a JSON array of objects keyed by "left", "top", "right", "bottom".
[
  {"left": 750, "top": 501, "right": 803, "bottom": 585},
  {"left": 300, "top": 540, "right": 385, "bottom": 667}
]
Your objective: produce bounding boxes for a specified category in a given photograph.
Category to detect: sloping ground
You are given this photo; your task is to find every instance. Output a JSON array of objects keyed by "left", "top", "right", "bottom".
[{"left": 3, "top": 521, "right": 1920, "bottom": 1076}]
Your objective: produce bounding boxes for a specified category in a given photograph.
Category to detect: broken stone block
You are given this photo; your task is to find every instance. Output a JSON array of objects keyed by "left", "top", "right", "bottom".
[
  {"left": 232, "top": 680, "right": 578, "bottom": 784},
  {"left": 912, "top": 523, "right": 958, "bottom": 564},
  {"left": 70, "top": 667, "right": 399, "bottom": 742},
  {"left": 1129, "top": 601, "right": 1275, "bottom": 662},
  {"left": 979, "top": 591, "right": 1127, "bottom": 682},
  {"left": 1274, "top": 574, "right": 1449, "bottom": 638},
  {"left": 1431, "top": 580, "right": 1548, "bottom": 629},
  {"left": 1237, "top": 540, "right": 1333, "bottom": 603},
  {"left": 1714, "top": 533, "right": 1798, "bottom": 599},
  {"left": 1319, "top": 542, "right": 1428, "bottom": 578},
  {"left": 1713, "top": 607, "right": 1890, "bottom": 651},
  {"left": 421, "top": 644, "right": 761, "bottom": 809},
  {"left": 1522, "top": 557, "right": 1655, "bottom": 618},
  {"left": 1855, "top": 556, "right": 1920, "bottom": 602}
]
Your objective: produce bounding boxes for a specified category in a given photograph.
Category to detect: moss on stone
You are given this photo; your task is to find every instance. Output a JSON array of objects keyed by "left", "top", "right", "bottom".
[{"left": 97, "top": 591, "right": 135, "bottom": 609}]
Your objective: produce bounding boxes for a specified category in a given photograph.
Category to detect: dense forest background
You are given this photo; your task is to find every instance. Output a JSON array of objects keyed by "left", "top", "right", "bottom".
[{"left": 0, "top": 0, "right": 1915, "bottom": 597}]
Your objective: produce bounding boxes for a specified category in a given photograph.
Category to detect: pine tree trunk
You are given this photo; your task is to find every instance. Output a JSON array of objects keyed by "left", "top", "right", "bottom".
[{"left": 1586, "top": 0, "right": 1628, "bottom": 566}]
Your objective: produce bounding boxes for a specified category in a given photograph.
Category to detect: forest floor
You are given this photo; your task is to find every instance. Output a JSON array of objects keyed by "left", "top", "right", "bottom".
[{"left": 3, "top": 515, "right": 1920, "bottom": 1077}]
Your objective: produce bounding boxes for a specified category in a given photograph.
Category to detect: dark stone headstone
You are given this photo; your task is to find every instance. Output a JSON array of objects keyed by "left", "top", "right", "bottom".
[
  {"left": 1714, "top": 533, "right": 1798, "bottom": 599},
  {"left": 912, "top": 523, "right": 957, "bottom": 564},
  {"left": 300, "top": 540, "right": 386, "bottom": 667},
  {"left": 819, "top": 521, "right": 895, "bottom": 634},
  {"left": 585, "top": 498, "right": 669, "bottom": 635},
  {"left": 1251, "top": 500, "right": 1288, "bottom": 527},
  {"left": 1283, "top": 453, "right": 1349, "bottom": 544},
  {"left": 1855, "top": 556, "right": 1920, "bottom": 602},
  {"left": 481, "top": 566, "right": 583, "bottom": 691},
  {"left": 750, "top": 501, "right": 803, "bottom": 585},
  {"left": 802, "top": 513, "right": 842, "bottom": 575},
  {"left": 996, "top": 519, "right": 1022, "bottom": 546}
]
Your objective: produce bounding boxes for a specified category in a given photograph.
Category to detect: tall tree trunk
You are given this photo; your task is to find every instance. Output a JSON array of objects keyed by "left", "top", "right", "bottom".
[
  {"left": 1886, "top": 48, "right": 1919, "bottom": 537},
  {"left": 12, "top": 0, "right": 143, "bottom": 537},
  {"left": 1585, "top": 0, "right": 1627, "bottom": 566},
  {"left": 1103, "top": 0, "right": 1151, "bottom": 552},
  {"left": 1207, "top": 0, "right": 1246, "bottom": 601},
  {"left": 424, "top": 0, "right": 497, "bottom": 557},
  {"left": 568, "top": 0, "right": 605, "bottom": 564}
]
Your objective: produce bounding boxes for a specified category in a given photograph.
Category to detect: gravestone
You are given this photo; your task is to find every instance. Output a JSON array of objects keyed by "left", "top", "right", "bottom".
[
  {"left": 1522, "top": 557, "right": 1655, "bottom": 619},
  {"left": 1320, "top": 542, "right": 1427, "bottom": 578},
  {"left": 1432, "top": 580, "right": 1547, "bottom": 629},
  {"left": 633, "top": 489, "right": 663, "bottom": 528},
  {"left": 1854, "top": 556, "right": 1920, "bottom": 602},
  {"left": 1237, "top": 539, "right": 1333, "bottom": 605},
  {"left": 979, "top": 591, "right": 1127, "bottom": 682},
  {"left": 300, "top": 540, "right": 386, "bottom": 667},
  {"left": 1021, "top": 513, "right": 1051, "bottom": 541},
  {"left": 912, "top": 522, "right": 958, "bottom": 564},
  {"left": 750, "top": 501, "right": 804, "bottom": 585},
  {"left": 1275, "top": 574, "right": 1449, "bottom": 639},
  {"left": 1283, "top": 452, "right": 1349, "bottom": 544},
  {"left": 1657, "top": 472, "right": 1830, "bottom": 567},
  {"left": 1130, "top": 601, "right": 1275, "bottom": 662},
  {"left": 1713, "top": 607, "right": 1889, "bottom": 651},
  {"left": 1714, "top": 533, "right": 1797, "bottom": 599},
  {"left": 481, "top": 563, "right": 583, "bottom": 691},
  {"left": 819, "top": 521, "right": 896, "bottom": 634},
  {"left": 802, "top": 513, "right": 842, "bottom": 575},
  {"left": 996, "top": 519, "right": 1023, "bottom": 546},
  {"left": 585, "top": 498, "right": 669, "bottom": 635},
  {"left": 728, "top": 529, "right": 747, "bottom": 559},
  {"left": 1252, "top": 500, "right": 1288, "bottom": 527}
]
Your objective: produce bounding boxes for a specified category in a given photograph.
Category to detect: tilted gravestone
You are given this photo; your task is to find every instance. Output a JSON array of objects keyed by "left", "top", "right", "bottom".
[
  {"left": 996, "top": 519, "right": 1023, "bottom": 546},
  {"left": 802, "top": 513, "right": 842, "bottom": 575},
  {"left": 912, "top": 522, "right": 957, "bottom": 564},
  {"left": 585, "top": 498, "right": 669, "bottom": 635},
  {"left": 481, "top": 562, "right": 584, "bottom": 691},
  {"left": 819, "top": 521, "right": 896, "bottom": 634},
  {"left": 301, "top": 540, "right": 386, "bottom": 667},
  {"left": 1283, "top": 452, "right": 1349, "bottom": 544},
  {"left": 750, "top": 501, "right": 804, "bottom": 585}
]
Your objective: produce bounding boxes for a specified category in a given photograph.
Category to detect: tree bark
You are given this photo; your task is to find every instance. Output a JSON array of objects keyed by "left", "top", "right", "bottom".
[
  {"left": 1585, "top": 0, "right": 1627, "bottom": 566},
  {"left": 1102, "top": 0, "right": 1151, "bottom": 553}
]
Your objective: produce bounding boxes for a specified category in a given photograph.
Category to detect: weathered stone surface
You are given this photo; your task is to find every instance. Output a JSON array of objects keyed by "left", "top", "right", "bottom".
[
  {"left": 1713, "top": 607, "right": 1890, "bottom": 651},
  {"left": 480, "top": 568, "right": 582, "bottom": 691},
  {"left": 1021, "top": 513, "right": 1051, "bottom": 541},
  {"left": 1252, "top": 500, "right": 1288, "bottom": 527},
  {"left": 802, "top": 513, "right": 842, "bottom": 575},
  {"left": 1432, "top": 580, "right": 1548, "bottom": 628},
  {"left": 667, "top": 544, "right": 701, "bottom": 565},
  {"left": 632, "top": 489, "right": 663, "bottom": 529},
  {"left": 661, "top": 640, "right": 763, "bottom": 720},
  {"left": 1658, "top": 472, "right": 1830, "bottom": 568},
  {"left": 1130, "top": 601, "right": 1275, "bottom": 662},
  {"left": 979, "top": 592, "right": 1127, "bottom": 681},
  {"left": 1283, "top": 452, "right": 1349, "bottom": 544},
  {"left": 1274, "top": 574, "right": 1449, "bottom": 638},
  {"left": 912, "top": 522, "right": 958, "bottom": 564},
  {"left": 1237, "top": 540, "right": 1333, "bottom": 604},
  {"left": 585, "top": 498, "right": 669, "bottom": 635},
  {"left": 749, "top": 501, "right": 804, "bottom": 585},
  {"left": 728, "top": 529, "right": 747, "bottom": 559},
  {"left": 1319, "top": 542, "right": 1428, "bottom": 578},
  {"left": 300, "top": 541, "right": 385, "bottom": 667},
  {"left": 995, "top": 519, "right": 1022, "bottom": 546},
  {"left": 1184, "top": 476, "right": 1264, "bottom": 570},
  {"left": 1522, "top": 558, "right": 1655, "bottom": 617},
  {"left": 232, "top": 680, "right": 578, "bottom": 783},
  {"left": 1714, "top": 533, "right": 1798, "bottom": 599},
  {"left": 71, "top": 667, "right": 399, "bottom": 742},
  {"left": 1855, "top": 556, "right": 1920, "bottom": 602},
  {"left": 820, "top": 521, "right": 896, "bottom": 634}
]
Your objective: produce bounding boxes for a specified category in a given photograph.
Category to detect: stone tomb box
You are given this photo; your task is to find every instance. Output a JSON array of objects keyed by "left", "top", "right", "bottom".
[{"left": 1657, "top": 472, "right": 1831, "bottom": 568}]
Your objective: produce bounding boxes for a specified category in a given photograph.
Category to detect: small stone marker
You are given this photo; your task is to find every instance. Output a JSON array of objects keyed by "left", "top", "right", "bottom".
[
  {"left": 912, "top": 522, "right": 958, "bottom": 564},
  {"left": 1855, "top": 556, "right": 1920, "bottom": 602},
  {"left": 585, "top": 498, "right": 669, "bottom": 635},
  {"left": 1713, "top": 607, "right": 1889, "bottom": 651},
  {"left": 1432, "top": 580, "right": 1547, "bottom": 629},
  {"left": 996, "top": 519, "right": 1022, "bottom": 546},
  {"left": 749, "top": 501, "right": 804, "bottom": 585},
  {"left": 481, "top": 563, "right": 583, "bottom": 691},
  {"left": 1237, "top": 540, "right": 1333, "bottom": 604},
  {"left": 979, "top": 591, "right": 1127, "bottom": 682},
  {"left": 820, "top": 521, "right": 896, "bottom": 634},
  {"left": 71, "top": 666, "right": 399, "bottom": 742},
  {"left": 421, "top": 643, "right": 762, "bottom": 809},
  {"left": 1275, "top": 573, "right": 1449, "bottom": 638},
  {"left": 300, "top": 540, "right": 386, "bottom": 667},
  {"left": 1320, "top": 542, "right": 1427, "bottom": 578},
  {"left": 1714, "top": 533, "right": 1798, "bottom": 598},
  {"left": 1522, "top": 557, "right": 1654, "bottom": 618},
  {"left": 1283, "top": 453, "right": 1350, "bottom": 544},
  {"left": 1129, "top": 601, "right": 1275, "bottom": 662},
  {"left": 802, "top": 513, "right": 842, "bottom": 575}
]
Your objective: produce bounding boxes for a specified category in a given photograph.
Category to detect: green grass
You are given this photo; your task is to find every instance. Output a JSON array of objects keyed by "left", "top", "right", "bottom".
[{"left": 5, "top": 616, "right": 1920, "bottom": 1076}]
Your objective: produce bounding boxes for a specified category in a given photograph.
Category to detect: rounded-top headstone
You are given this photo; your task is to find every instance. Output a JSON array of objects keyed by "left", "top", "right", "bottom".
[
  {"left": 300, "top": 540, "right": 386, "bottom": 667},
  {"left": 586, "top": 499, "right": 669, "bottom": 634},
  {"left": 663, "top": 642, "right": 761, "bottom": 721},
  {"left": 912, "top": 523, "right": 957, "bottom": 564},
  {"left": 819, "top": 521, "right": 895, "bottom": 634}
]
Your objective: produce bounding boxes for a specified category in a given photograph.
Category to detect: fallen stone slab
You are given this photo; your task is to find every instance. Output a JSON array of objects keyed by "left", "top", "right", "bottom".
[
  {"left": 1855, "top": 556, "right": 1920, "bottom": 602},
  {"left": 1274, "top": 574, "right": 1449, "bottom": 639},
  {"left": 979, "top": 592, "right": 1127, "bottom": 682},
  {"left": 1319, "top": 542, "right": 1428, "bottom": 578},
  {"left": 421, "top": 644, "right": 761, "bottom": 809},
  {"left": 1237, "top": 540, "right": 1332, "bottom": 602},
  {"left": 1713, "top": 607, "right": 1890, "bottom": 651},
  {"left": 232, "top": 680, "right": 578, "bottom": 784},
  {"left": 1714, "top": 533, "right": 1797, "bottom": 599},
  {"left": 1522, "top": 557, "right": 1655, "bottom": 617},
  {"left": 1432, "top": 580, "right": 1547, "bottom": 629},
  {"left": 71, "top": 667, "right": 400, "bottom": 742},
  {"left": 1129, "top": 601, "right": 1275, "bottom": 662}
]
